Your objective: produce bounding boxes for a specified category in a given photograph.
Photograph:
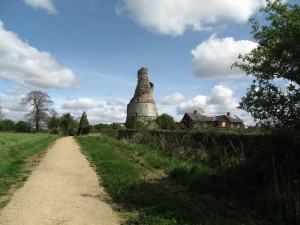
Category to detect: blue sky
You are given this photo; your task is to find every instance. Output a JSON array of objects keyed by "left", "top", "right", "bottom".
[{"left": 0, "top": 0, "right": 293, "bottom": 125}]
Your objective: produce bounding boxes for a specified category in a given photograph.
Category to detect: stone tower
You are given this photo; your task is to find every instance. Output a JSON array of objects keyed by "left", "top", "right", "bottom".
[{"left": 125, "top": 67, "right": 158, "bottom": 126}]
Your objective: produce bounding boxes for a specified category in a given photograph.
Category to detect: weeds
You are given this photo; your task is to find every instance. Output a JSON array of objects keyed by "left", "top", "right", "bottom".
[{"left": 76, "top": 135, "right": 278, "bottom": 225}]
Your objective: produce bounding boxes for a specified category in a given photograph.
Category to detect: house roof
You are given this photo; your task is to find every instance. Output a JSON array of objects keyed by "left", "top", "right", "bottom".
[
  {"left": 184, "top": 113, "right": 243, "bottom": 123},
  {"left": 221, "top": 115, "right": 243, "bottom": 123},
  {"left": 185, "top": 113, "right": 216, "bottom": 122}
]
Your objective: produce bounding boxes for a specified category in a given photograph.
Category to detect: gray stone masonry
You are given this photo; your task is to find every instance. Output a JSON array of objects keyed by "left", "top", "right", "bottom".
[{"left": 125, "top": 67, "right": 158, "bottom": 126}]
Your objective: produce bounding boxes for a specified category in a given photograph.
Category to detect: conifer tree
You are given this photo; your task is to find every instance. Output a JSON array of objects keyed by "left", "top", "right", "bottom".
[{"left": 77, "top": 111, "right": 90, "bottom": 135}]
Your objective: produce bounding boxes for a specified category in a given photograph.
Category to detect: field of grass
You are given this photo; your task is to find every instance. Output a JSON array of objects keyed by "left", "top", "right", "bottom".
[
  {"left": 0, "top": 132, "right": 59, "bottom": 207},
  {"left": 76, "top": 135, "right": 276, "bottom": 225}
]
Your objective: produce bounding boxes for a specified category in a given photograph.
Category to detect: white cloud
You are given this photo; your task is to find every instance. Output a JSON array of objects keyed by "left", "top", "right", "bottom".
[
  {"left": 176, "top": 84, "right": 246, "bottom": 119},
  {"left": 161, "top": 92, "right": 184, "bottom": 105},
  {"left": 90, "top": 107, "right": 127, "bottom": 124},
  {"left": 177, "top": 95, "right": 208, "bottom": 115},
  {"left": 62, "top": 98, "right": 96, "bottom": 110},
  {"left": 0, "top": 21, "right": 77, "bottom": 89},
  {"left": 191, "top": 36, "right": 258, "bottom": 78},
  {"left": 23, "top": 0, "right": 57, "bottom": 14},
  {"left": 120, "top": 0, "right": 263, "bottom": 36},
  {"left": 0, "top": 93, "right": 28, "bottom": 121},
  {"left": 107, "top": 98, "right": 126, "bottom": 106}
]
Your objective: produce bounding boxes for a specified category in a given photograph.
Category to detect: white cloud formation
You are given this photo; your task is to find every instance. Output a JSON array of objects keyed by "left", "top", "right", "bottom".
[
  {"left": 23, "top": 0, "right": 57, "bottom": 14},
  {"left": 161, "top": 92, "right": 184, "bottom": 105},
  {"left": 0, "top": 21, "right": 77, "bottom": 89},
  {"left": 62, "top": 98, "right": 96, "bottom": 110},
  {"left": 177, "top": 84, "right": 239, "bottom": 115},
  {"left": 175, "top": 84, "right": 254, "bottom": 125},
  {"left": 0, "top": 93, "right": 29, "bottom": 121},
  {"left": 191, "top": 36, "right": 258, "bottom": 78},
  {"left": 120, "top": 0, "right": 264, "bottom": 36},
  {"left": 89, "top": 107, "right": 127, "bottom": 124},
  {"left": 107, "top": 98, "right": 126, "bottom": 106}
]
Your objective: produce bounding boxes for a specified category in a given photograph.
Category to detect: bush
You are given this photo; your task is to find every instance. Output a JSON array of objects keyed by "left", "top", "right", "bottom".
[
  {"left": 155, "top": 113, "right": 178, "bottom": 130},
  {"left": 14, "top": 121, "right": 32, "bottom": 133}
]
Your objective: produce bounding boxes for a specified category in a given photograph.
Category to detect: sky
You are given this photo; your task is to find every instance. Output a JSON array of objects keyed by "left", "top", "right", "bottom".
[{"left": 0, "top": 0, "right": 294, "bottom": 126}]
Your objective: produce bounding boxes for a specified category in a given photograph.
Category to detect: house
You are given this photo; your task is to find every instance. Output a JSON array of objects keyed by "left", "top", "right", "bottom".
[{"left": 180, "top": 111, "right": 243, "bottom": 129}]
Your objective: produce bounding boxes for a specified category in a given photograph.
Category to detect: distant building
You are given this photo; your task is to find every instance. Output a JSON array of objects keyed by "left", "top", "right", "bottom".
[
  {"left": 125, "top": 67, "right": 158, "bottom": 127},
  {"left": 180, "top": 111, "right": 243, "bottom": 129}
]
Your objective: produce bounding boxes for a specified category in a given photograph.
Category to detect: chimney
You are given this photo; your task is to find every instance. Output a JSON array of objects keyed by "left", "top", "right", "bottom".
[
  {"left": 227, "top": 112, "right": 230, "bottom": 116},
  {"left": 194, "top": 110, "right": 197, "bottom": 114}
]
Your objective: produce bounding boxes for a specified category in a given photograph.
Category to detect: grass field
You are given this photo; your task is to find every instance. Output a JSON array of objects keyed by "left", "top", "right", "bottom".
[
  {"left": 0, "top": 132, "right": 59, "bottom": 207},
  {"left": 76, "top": 135, "right": 275, "bottom": 225}
]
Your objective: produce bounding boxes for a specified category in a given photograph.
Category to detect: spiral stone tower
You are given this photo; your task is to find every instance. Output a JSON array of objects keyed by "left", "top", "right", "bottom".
[{"left": 125, "top": 67, "right": 158, "bottom": 126}]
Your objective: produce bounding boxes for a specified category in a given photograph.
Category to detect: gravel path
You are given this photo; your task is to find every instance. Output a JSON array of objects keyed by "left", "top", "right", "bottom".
[{"left": 0, "top": 136, "right": 120, "bottom": 225}]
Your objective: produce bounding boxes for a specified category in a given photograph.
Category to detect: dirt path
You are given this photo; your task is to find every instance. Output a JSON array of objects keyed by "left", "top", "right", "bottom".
[{"left": 0, "top": 137, "right": 120, "bottom": 225}]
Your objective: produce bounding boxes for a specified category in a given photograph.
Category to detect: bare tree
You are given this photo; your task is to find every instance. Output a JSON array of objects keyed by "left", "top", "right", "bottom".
[{"left": 21, "top": 91, "right": 54, "bottom": 131}]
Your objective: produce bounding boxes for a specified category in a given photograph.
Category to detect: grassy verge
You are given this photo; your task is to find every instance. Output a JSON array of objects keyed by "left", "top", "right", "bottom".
[
  {"left": 76, "top": 135, "right": 274, "bottom": 225},
  {"left": 0, "top": 132, "right": 59, "bottom": 207}
]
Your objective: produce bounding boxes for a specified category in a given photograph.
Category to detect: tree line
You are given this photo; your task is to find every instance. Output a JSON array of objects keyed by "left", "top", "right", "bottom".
[{"left": 0, "top": 90, "right": 90, "bottom": 135}]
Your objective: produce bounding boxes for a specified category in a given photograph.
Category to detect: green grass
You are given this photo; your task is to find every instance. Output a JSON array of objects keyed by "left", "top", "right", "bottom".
[
  {"left": 76, "top": 135, "right": 275, "bottom": 225},
  {"left": 0, "top": 132, "right": 59, "bottom": 204}
]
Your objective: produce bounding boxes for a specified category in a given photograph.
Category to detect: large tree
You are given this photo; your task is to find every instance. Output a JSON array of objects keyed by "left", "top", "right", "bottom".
[
  {"left": 60, "top": 113, "right": 78, "bottom": 136},
  {"left": 233, "top": 1, "right": 300, "bottom": 128},
  {"left": 21, "top": 91, "right": 54, "bottom": 131}
]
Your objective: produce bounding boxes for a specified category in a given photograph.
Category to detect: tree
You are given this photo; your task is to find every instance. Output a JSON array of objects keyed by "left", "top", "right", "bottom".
[
  {"left": 155, "top": 113, "right": 178, "bottom": 130},
  {"left": 77, "top": 111, "right": 91, "bottom": 135},
  {"left": 0, "top": 119, "right": 15, "bottom": 132},
  {"left": 60, "top": 113, "right": 78, "bottom": 135},
  {"left": 21, "top": 91, "right": 54, "bottom": 131},
  {"left": 47, "top": 113, "right": 61, "bottom": 134},
  {"left": 14, "top": 121, "right": 32, "bottom": 133},
  {"left": 233, "top": 1, "right": 300, "bottom": 128}
]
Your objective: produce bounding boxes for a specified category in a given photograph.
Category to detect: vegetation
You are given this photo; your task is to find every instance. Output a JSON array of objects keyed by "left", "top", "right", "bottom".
[
  {"left": 233, "top": 1, "right": 300, "bottom": 128},
  {"left": 127, "top": 116, "right": 145, "bottom": 129},
  {"left": 14, "top": 121, "right": 32, "bottom": 133},
  {"left": 47, "top": 113, "right": 61, "bottom": 134},
  {"left": 60, "top": 113, "right": 78, "bottom": 136},
  {"left": 0, "top": 119, "right": 32, "bottom": 133},
  {"left": 155, "top": 113, "right": 178, "bottom": 130},
  {"left": 0, "top": 132, "right": 58, "bottom": 207},
  {"left": 0, "top": 119, "right": 15, "bottom": 132},
  {"left": 76, "top": 135, "right": 297, "bottom": 224},
  {"left": 21, "top": 91, "right": 54, "bottom": 131},
  {"left": 77, "top": 111, "right": 91, "bottom": 135}
]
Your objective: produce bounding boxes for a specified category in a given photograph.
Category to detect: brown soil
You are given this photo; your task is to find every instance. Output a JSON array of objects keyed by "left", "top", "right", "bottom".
[{"left": 0, "top": 137, "right": 120, "bottom": 225}]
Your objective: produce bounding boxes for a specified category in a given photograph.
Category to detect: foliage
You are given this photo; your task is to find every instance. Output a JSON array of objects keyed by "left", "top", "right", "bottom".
[
  {"left": 155, "top": 113, "right": 178, "bottom": 130},
  {"left": 127, "top": 116, "right": 145, "bottom": 129},
  {"left": 108, "top": 123, "right": 124, "bottom": 130},
  {"left": 60, "top": 113, "right": 78, "bottom": 136},
  {"left": 77, "top": 111, "right": 91, "bottom": 135},
  {"left": 47, "top": 114, "right": 61, "bottom": 134},
  {"left": 76, "top": 135, "right": 294, "bottom": 224},
  {"left": 233, "top": 1, "right": 300, "bottom": 128},
  {"left": 119, "top": 128, "right": 300, "bottom": 224},
  {"left": 21, "top": 91, "right": 54, "bottom": 131},
  {"left": 0, "top": 119, "right": 15, "bottom": 132},
  {"left": 0, "top": 132, "right": 58, "bottom": 207},
  {"left": 14, "top": 121, "right": 32, "bottom": 133}
]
